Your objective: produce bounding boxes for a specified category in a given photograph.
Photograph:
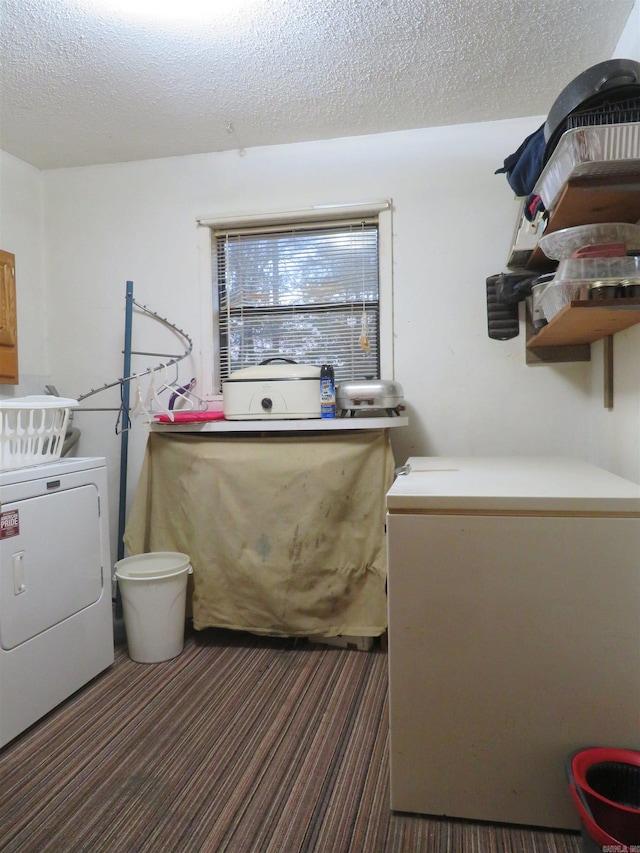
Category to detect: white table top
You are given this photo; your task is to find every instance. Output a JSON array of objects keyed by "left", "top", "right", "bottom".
[{"left": 150, "top": 415, "right": 408, "bottom": 433}]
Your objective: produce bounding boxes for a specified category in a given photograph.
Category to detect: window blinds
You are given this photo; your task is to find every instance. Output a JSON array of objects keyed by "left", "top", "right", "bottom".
[{"left": 215, "top": 219, "right": 380, "bottom": 383}]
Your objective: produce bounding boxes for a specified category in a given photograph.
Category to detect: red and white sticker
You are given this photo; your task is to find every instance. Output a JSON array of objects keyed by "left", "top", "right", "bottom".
[{"left": 0, "top": 509, "right": 20, "bottom": 539}]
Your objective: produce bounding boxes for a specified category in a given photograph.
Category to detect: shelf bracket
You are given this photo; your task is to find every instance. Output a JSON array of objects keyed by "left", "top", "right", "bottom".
[{"left": 603, "top": 335, "right": 614, "bottom": 410}]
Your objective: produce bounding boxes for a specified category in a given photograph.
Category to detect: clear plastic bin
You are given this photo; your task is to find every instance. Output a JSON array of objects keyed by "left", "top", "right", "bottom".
[
  {"left": 555, "top": 256, "right": 640, "bottom": 283},
  {"left": 539, "top": 257, "right": 640, "bottom": 321},
  {"left": 539, "top": 282, "right": 590, "bottom": 322},
  {"left": 538, "top": 223, "right": 640, "bottom": 260}
]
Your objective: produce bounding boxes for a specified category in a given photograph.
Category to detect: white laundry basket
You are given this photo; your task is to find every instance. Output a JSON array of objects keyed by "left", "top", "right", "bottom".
[
  {"left": 114, "top": 552, "right": 192, "bottom": 664},
  {"left": 0, "top": 395, "right": 78, "bottom": 471}
]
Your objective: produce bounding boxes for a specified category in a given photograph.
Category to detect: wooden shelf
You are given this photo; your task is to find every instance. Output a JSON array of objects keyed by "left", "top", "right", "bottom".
[
  {"left": 514, "top": 166, "right": 640, "bottom": 406},
  {"left": 527, "top": 298, "right": 640, "bottom": 348},
  {"left": 527, "top": 174, "right": 640, "bottom": 271}
]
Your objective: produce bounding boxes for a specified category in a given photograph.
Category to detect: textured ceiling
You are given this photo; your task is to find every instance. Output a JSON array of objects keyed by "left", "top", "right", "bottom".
[{"left": 0, "top": 0, "right": 636, "bottom": 170}]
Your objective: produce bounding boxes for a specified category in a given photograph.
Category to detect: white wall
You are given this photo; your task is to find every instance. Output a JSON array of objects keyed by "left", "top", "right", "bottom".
[
  {"left": 0, "top": 150, "right": 49, "bottom": 395},
  {"left": 3, "top": 38, "right": 640, "bottom": 557},
  {"left": 38, "top": 116, "right": 622, "bottom": 557},
  {"left": 587, "top": 0, "right": 640, "bottom": 480},
  {"left": 613, "top": 0, "right": 639, "bottom": 59},
  {"left": 40, "top": 120, "right": 638, "bottom": 490}
]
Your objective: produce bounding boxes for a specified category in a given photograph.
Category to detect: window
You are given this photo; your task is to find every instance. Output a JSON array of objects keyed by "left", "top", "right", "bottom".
[{"left": 197, "top": 201, "right": 393, "bottom": 394}]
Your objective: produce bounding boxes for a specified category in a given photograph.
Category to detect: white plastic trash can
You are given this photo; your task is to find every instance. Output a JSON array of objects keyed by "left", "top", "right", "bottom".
[{"left": 114, "top": 552, "right": 193, "bottom": 664}]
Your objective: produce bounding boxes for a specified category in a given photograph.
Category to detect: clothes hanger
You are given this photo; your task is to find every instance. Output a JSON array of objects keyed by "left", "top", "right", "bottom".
[
  {"left": 168, "top": 377, "right": 197, "bottom": 411},
  {"left": 168, "top": 378, "right": 209, "bottom": 412},
  {"left": 144, "top": 366, "right": 174, "bottom": 422},
  {"left": 129, "top": 374, "right": 152, "bottom": 426},
  {"left": 178, "top": 378, "right": 209, "bottom": 412},
  {"left": 115, "top": 380, "right": 132, "bottom": 435},
  {"left": 155, "top": 360, "right": 179, "bottom": 395}
]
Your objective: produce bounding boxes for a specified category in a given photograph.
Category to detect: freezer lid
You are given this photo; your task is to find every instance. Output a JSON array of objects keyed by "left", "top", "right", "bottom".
[{"left": 386, "top": 456, "right": 640, "bottom": 514}]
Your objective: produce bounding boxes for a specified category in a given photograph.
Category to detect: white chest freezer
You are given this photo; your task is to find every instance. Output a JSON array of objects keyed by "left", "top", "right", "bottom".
[{"left": 386, "top": 456, "right": 640, "bottom": 830}]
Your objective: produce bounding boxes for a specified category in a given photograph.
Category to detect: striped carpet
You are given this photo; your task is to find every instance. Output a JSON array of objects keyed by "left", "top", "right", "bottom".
[{"left": 0, "top": 628, "right": 582, "bottom": 853}]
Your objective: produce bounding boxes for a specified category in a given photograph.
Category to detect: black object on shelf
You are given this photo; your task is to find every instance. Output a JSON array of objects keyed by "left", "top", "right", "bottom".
[
  {"left": 486, "top": 275, "right": 519, "bottom": 340},
  {"left": 543, "top": 58, "right": 640, "bottom": 163}
]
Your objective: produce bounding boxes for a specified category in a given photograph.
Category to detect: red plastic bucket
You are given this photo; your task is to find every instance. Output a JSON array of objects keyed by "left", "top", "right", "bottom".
[
  {"left": 569, "top": 783, "right": 628, "bottom": 851},
  {"left": 568, "top": 748, "right": 640, "bottom": 848}
]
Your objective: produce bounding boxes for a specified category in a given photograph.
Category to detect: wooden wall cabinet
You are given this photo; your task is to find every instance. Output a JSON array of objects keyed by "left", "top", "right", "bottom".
[{"left": 0, "top": 250, "right": 19, "bottom": 385}]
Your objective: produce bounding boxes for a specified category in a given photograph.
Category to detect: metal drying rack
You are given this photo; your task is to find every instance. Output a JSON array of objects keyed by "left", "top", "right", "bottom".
[{"left": 75, "top": 281, "right": 194, "bottom": 611}]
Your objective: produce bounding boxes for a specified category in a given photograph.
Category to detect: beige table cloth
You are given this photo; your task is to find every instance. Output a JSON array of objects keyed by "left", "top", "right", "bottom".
[{"left": 124, "top": 429, "right": 394, "bottom": 637}]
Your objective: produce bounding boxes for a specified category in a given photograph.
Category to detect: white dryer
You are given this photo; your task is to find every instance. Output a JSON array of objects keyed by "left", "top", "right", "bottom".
[{"left": 0, "top": 457, "right": 114, "bottom": 747}]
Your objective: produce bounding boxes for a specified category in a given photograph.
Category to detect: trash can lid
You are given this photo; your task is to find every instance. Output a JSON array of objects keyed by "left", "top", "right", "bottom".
[{"left": 114, "top": 551, "right": 192, "bottom": 580}]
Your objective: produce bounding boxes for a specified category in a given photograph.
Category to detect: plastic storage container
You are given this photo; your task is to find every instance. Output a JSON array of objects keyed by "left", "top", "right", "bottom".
[
  {"left": 530, "top": 281, "right": 550, "bottom": 330},
  {"left": 114, "top": 552, "right": 193, "bottom": 663},
  {"left": 539, "top": 282, "right": 591, "bottom": 322},
  {"left": 538, "top": 222, "right": 640, "bottom": 260},
  {"left": 534, "top": 123, "right": 640, "bottom": 210},
  {"left": 0, "top": 396, "right": 78, "bottom": 471},
  {"left": 539, "top": 256, "right": 640, "bottom": 321},
  {"left": 556, "top": 255, "right": 640, "bottom": 284}
]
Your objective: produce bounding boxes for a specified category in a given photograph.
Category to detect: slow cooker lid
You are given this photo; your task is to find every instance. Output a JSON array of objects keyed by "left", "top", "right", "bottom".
[{"left": 226, "top": 362, "right": 320, "bottom": 382}]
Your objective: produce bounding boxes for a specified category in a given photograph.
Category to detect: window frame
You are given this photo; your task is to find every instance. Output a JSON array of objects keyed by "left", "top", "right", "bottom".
[{"left": 197, "top": 201, "right": 394, "bottom": 396}]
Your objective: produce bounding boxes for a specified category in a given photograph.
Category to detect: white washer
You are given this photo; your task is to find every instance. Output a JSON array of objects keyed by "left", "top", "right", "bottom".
[{"left": 0, "top": 457, "right": 114, "bottom": 747}]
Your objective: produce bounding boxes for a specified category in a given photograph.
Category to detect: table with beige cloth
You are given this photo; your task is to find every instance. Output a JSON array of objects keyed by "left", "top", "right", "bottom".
[{"left": 124, "top": 429, "right": 395, "bottom": 637}]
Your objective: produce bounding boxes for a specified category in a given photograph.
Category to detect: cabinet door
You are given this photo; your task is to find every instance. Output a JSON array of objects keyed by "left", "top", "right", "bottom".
[
  {"left": 0, "top": 484, "right": 104, "bottom": 650},
  {"left": 0, "top": 250, "right": 18, "bottom": 385}
]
